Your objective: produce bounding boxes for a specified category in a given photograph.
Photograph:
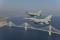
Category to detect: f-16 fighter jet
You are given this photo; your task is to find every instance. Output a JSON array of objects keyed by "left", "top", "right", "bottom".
[
  {"left": 26, "top": 10, "right": 42, "bottom": 17},
  {"left": 25, "top": 15, "right": 52, "bottom": 25}
]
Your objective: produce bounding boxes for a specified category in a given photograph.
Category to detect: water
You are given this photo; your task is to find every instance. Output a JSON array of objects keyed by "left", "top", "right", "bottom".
[
  {"left": 0, "top": 27, "right": 60, "bottom": 40},
  {"left": 0, "top": 16, "right": 60, "bottom": 40}
]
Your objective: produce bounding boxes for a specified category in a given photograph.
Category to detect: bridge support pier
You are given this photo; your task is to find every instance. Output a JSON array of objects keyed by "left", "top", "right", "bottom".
[
  {"left": 48, "top": 25, "right": 52, "bottom": 40},
  {"left": 24, "top": 23, "right": 28, "bottom": 31},
  {"left": 48, "top": 25, "right": 52, "bottom": 36}
]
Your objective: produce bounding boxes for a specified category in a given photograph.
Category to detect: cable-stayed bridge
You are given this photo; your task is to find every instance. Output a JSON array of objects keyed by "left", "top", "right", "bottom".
[
  {"left": 16, "top": 22, "right": 60, "bottom": 36},
  {"left": 2, "top": 21, "right": 60, "bottom": 36}
]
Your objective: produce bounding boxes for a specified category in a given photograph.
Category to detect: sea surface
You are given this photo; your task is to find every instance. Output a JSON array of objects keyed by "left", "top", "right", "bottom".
[{"left": 0, "top": 16, "right": 60, "bottom": 40}]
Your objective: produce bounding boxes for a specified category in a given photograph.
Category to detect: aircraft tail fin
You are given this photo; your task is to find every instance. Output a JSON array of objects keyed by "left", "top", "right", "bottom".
[
  {"left": 37, "top": 10, "right": 42, "bottom": 16},
  {"left": 44, "top": 15, "right": 52, "bottom": 21}
]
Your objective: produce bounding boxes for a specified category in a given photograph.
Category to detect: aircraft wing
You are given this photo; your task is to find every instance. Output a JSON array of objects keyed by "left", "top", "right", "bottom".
[
  {"left": 28, "top": 13, "right": 34, "bottom": 15},
  {"left": 25, "top": 18, "right": 34, "bottom": 20}
]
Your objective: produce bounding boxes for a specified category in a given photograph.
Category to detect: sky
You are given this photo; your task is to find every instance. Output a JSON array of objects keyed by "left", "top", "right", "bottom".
[{"left": 0, "top": 0, "right": 60, "bottom": 17}]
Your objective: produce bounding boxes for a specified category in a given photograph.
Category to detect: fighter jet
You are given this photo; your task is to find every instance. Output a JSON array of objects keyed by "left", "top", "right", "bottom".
[
  {"left": 26, "top": 10, "right": 42, "bottom": 17},
  {"left": 25, "top": 15, "right": 52, "bottom": 25}
]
